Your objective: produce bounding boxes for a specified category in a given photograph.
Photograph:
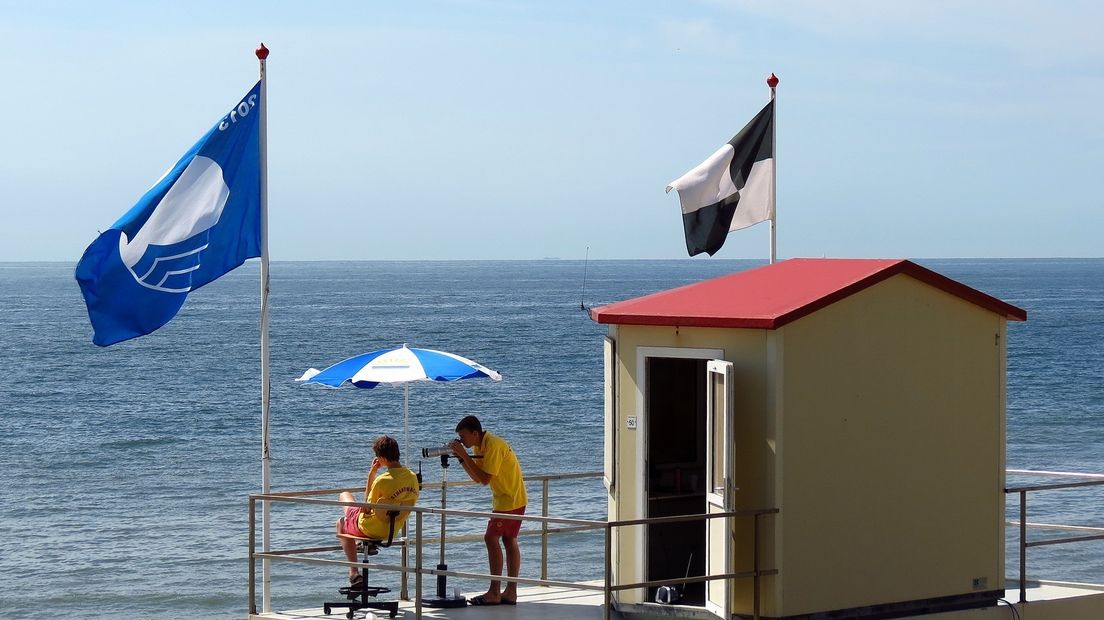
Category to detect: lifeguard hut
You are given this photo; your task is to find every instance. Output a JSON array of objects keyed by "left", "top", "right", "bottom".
[{"left": 589, "top": 258, "right": 1027, "bottom": 619}]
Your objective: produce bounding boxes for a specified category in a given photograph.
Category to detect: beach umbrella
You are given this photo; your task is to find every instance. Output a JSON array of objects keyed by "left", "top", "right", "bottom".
[{"left": 296, "top": 344, "right": 502, "bottom": 460}]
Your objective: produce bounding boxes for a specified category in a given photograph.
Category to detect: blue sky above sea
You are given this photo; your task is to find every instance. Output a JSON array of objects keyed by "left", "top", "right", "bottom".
[{"left": 2, "top": 1, "right": 1101, "bottom": 261}]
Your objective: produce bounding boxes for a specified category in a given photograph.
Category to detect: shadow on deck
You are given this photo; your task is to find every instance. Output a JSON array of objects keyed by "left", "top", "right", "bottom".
[{"left": 251, "top": 582, "right": 614, "bottom": 620}]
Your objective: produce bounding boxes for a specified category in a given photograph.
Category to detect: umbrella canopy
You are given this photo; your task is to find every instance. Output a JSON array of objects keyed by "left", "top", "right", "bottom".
[
  {"left": 298, "top": 344, "right": 501, "bottom": 387},
  {"left": 297, "top": 344, "right": 501, "bottom": 459}
]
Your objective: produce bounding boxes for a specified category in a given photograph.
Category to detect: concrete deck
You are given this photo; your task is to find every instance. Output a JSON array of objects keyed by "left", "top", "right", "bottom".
[
  {"left": 251, "top": 579, "right": 1104, "bottom": 620},
  {"left": 251, "top": 582, "right": 613, "bottom": 620}
]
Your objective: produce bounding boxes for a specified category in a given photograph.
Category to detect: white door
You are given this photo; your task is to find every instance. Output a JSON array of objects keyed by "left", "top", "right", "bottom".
[{"left": 704, "top": 360, "right": 734, "bottom": 618}]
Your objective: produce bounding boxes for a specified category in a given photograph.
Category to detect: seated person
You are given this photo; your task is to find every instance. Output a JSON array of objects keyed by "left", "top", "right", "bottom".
[{"left": 335, "top": 435, "right": 419, "bottom": 587}]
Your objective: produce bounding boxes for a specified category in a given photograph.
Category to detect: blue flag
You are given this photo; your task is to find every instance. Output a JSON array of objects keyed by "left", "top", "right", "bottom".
[{"left": 76, "top": 82, "right": 263, "bottom": 346}]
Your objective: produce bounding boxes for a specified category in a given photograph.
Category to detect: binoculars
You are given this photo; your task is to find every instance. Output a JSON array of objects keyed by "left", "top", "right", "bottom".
[{"left": 421, "top": 445, "right": 453, "bottom": 459}]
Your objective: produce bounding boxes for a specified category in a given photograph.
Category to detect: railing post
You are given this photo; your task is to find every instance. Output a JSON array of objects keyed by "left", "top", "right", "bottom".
[
  {"left": 753, "top": 512, "right": 761, "bottom": 620},
  {"left": 248, "top": 496, "right": 257, "bottom": 615},
  {"left": 604, "top": 522, "right": 612, "bottom": 620},
  {"left": 416, "top": 511, "right": 423, "bottom": 620},
  {"left": 542, "top": 478, "right": 550, "bottom": 581},
  {"left": 1019, "top": 490, "right": 1027, "bottom": 604}
]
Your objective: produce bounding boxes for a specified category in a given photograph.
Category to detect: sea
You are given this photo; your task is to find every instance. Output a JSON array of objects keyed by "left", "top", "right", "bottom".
[{"left": 1, "top": 258, "right": 1102, "bottom": 619}]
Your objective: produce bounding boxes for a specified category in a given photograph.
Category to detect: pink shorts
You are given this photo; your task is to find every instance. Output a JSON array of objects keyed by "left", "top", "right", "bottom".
[
  {"left": 487, "top": 506, "right": 526, "bottom": 538},
  {"left": 342, "top": 506, "right": 367, "bottom": 536}
]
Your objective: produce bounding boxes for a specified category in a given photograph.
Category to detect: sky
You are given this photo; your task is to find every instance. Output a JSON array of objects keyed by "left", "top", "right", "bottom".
[{"left": 1, "top": 0, "right": 1101, "bottom": 261}]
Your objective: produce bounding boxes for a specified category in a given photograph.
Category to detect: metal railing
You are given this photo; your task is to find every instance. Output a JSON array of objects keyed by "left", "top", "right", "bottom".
[
  {"left": 1006, "top": 469, "right": 1104, "bottom": 603},
  {"left": 603, "top": 508, "right": 780, "bottom": 619},
  {"left": 248, "top": 470, "right": 779, "bottom": 620}
]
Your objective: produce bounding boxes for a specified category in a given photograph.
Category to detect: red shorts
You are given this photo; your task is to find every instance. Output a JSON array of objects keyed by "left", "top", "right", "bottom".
[
  {"left": 486, "top": 506, "right": 526, "bottom": 538},
  {"left": 342, "top": 506, "right": 367, "bottom": 536}
]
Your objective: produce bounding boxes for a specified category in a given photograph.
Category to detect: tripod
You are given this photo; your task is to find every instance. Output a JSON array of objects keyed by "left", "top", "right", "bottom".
[{"left": 422, "top": 453, "right": 467, "bottom": 608}]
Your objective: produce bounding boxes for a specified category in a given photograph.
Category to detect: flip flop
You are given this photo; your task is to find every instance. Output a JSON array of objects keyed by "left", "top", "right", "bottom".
[
  {"left": 349, "top": 574, "right": 365, "bottom": 589},
  {"left": 469, "top": 595, "right": 502, "bottom": 606},
  {"left": 501, "top": 598, "right": 517, "bottom": 605}
]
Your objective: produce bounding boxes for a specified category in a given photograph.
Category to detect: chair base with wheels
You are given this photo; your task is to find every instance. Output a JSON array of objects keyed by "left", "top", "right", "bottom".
[{"left": 324, "top": 510, "right": 402, "bottom": 619}]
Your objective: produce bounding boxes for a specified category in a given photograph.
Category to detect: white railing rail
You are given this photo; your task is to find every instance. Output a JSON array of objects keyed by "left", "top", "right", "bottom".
[
  {"left": 248, "top": 470, "right": 779, "bottom": 620},
  {"left": 1005, "top": 469, "right": 1104, "bottom": 603}
]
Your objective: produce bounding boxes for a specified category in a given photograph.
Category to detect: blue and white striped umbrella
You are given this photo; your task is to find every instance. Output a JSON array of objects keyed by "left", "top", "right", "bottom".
[{"left": 297, "top": 344, "right": 501, "bottom": 459}]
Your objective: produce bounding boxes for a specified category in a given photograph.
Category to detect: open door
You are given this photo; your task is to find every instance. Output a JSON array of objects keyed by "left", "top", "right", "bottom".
[
  {"left": 705, "top": 360, "right": 734, "bottom": 619},
  {"left": 644, "top": 356, "right": 707, "bottom": 606}
]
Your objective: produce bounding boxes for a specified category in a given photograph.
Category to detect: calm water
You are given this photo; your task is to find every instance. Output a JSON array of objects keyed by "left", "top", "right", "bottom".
[{"left": 1, "top": 259, "right": 1102, "bottom": 618}]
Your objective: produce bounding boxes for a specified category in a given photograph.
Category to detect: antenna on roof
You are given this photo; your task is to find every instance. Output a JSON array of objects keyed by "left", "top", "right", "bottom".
[{"left": 580, "top": 246, "right": 590, "bottom": 312}]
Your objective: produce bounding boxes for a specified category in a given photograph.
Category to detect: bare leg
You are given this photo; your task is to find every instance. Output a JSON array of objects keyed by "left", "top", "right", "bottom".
[
  {"left": 337, "top": 492, "right": 359, "bottom": 581},
  {"left": 483, "top": 532, "right": 504, "bottom": 602},
  {"left": 501, "top": 535, "right": 521, "bottom": 603}
]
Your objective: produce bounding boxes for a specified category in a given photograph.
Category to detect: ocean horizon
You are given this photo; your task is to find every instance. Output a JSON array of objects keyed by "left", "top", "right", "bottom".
[
  {"left": 2, "top": 258, "right": 1102, "bottom": 618},
  {"left": 5, "top": 256, "right": 1103, "bottom": 264}
]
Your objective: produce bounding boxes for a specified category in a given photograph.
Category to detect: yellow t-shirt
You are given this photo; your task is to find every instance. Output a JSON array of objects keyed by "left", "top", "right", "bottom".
[
  {"left": 475, "top": 431, "right": 527, "bottom": 511},
  {"left": 357, "top": 466, "right": 420, "bottom": 539}
]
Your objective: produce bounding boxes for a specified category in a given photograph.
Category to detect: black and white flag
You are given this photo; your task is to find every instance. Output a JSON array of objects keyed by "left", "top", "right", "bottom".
[{"left": 666, "top": 100, "right": 774, "bottom": 257}]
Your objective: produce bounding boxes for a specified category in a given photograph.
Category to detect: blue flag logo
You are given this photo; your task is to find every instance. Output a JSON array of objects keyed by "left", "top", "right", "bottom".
[{"left": 76, "top": 82, "right": 263, "bottom": 346}]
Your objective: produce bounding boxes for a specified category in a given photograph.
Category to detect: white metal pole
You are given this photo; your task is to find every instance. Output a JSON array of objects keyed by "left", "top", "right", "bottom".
[
  {"left": 256, "top": 41, "right": 273, "bottom": 615},
  {"left": 768, "top": 72, "right": 778, "bottom": 264},
  {"left": 404, "top": 383, "right": 410, "bottom": 465}
]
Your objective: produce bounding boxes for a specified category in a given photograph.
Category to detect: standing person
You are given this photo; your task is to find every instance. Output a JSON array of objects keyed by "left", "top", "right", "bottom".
[
  {"left": 335, "top": 435, "right": 419, "bottom": 587},
  {"left": 449, "top": 415, "right": 527, "bottom": 606}
]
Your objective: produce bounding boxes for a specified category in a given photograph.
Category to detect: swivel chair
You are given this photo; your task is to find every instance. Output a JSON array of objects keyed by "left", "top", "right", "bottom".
[{"left": 324, "top": 510, "right": 404, "bottom": 619}]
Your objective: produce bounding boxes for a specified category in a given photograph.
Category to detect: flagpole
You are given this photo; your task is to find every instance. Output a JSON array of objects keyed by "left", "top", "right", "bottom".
[
  {"left": 255, "top": 41, "right": 273, "bottom": 615},
  {"left": 768, "top": 72, "right": 779, "bottom": 264}
]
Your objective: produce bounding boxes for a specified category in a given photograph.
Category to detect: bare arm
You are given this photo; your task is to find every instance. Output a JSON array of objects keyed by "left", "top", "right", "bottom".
[
  {"left": 363, "top": 457, "right": 382, "bottom": 501},
  {"left": 449, "top": 440, "right": 492, "bottom": 485}
]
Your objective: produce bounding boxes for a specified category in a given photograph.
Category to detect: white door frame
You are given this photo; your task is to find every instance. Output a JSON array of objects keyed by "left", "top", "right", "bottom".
[
  {"left": 633, "top": 346, "right": 724, "bottom": 604},
  {"left": 705, "top": 359, "right": 735, "bottom": 619}
]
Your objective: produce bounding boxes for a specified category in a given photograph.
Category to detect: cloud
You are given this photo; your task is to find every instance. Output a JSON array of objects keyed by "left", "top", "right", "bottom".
[
  {"left": 706, "top": 0, "right": 1104, "bottom": 64},
  {"left": 659, "top": 18, "right": 746, "bottom": 55}
]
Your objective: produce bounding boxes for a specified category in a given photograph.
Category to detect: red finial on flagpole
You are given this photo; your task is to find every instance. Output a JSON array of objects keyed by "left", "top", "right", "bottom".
[
  {"left": 767, "top": 72, "right": 779, "bottom": 88},
  {"left": 255, "top": 42, "right": 270, "bottom": 60}
]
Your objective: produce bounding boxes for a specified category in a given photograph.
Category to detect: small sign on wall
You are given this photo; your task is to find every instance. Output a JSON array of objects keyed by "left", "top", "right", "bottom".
[{"left": 626, "top": 416, "right": 638, "bottom": 429}]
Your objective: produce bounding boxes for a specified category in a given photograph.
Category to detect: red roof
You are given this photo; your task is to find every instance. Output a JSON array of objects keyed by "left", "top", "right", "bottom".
[{"left": 590, "top": 258, "right": 1027, "bottom": 329}]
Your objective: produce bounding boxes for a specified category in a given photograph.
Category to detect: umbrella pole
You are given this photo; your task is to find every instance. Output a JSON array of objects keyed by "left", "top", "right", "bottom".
[{"left": 404, "top": 383, "right": 410, "bottom": 466}]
